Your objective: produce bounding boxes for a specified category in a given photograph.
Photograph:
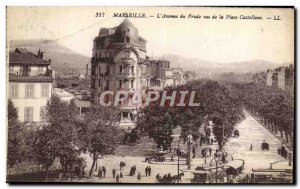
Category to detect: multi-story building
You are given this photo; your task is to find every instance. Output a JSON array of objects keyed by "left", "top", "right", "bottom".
[
  {"left": 8, "top": 48, "right": 54, "bottom": 123},
  {"left": 91, "top": 19, "right": 171, "bottom": 129},
  {"left": 266, "top": 64, "right": 294, "bottom": 95},
  {"left": 165, "top": 67, "right": 187, "bottom": 87}
]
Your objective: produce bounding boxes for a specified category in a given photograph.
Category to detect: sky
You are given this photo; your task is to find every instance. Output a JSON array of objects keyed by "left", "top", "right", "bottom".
[{"left": 7, "top": 6, "right": 294, "bottom": 64}]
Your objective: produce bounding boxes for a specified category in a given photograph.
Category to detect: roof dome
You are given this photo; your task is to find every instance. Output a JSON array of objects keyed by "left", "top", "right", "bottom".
[{"left": 116, "top": 19, "right": 138, "bottom": 36}]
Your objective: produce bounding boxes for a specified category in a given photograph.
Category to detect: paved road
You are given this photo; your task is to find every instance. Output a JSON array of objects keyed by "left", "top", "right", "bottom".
[{"left": 224, "top": 110, "right": 293, "bottom": 172}]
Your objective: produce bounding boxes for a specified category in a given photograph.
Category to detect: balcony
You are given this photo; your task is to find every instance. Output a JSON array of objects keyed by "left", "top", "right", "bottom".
[
  {"left": 9, "top": 70, "right": 54, "bottom": 82},
  {"left": 121, "top": 57, "right": 135, "bottom": 64},
  {"left": 117, "top": 88, "right": 135, "bottom": 93},
  {"left": 117, "top": 72, "right": 135, "bottom": 78}
]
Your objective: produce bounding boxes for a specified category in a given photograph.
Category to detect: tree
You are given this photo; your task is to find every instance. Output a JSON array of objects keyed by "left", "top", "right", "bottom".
[
  {"left": 136, "top": 80, "right": 244, "bottom": 150},
  {"left": 32, "top": 95, "right": 80, "bottom": 181},
  {"left": 232, "top": 82, "right": 294, "bottom": 146},
  {"left": 7, "top": 99, "right": 23, "bottom": 168},
  {"left": 77, "top": 105, "right": 121, "bottom": 177}
]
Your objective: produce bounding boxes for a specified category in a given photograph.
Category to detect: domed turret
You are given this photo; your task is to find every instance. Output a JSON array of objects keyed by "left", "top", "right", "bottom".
[{"left": 116, "top": 19, "right": 138, "bottom": 36}]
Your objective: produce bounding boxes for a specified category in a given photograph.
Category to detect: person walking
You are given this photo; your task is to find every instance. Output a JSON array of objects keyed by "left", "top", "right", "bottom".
[
  {"left": 102, "top": 166, "right": 106, "bottom": 178},
  {"left": 137, "top": 173, "right": 141, "bottom": 180},
  {"left": 133, "top": 165, "right": 136, "bottom": 175},
  {"left": 148, "top": 166, "right": 151, "bottom": 176},
  {"left": 98, "top": 168, "right": 102, "bottom": 179},
  {"left": 145, "top": 167, "right": 148, "bottom": 177},
  {"left": 112, "top": 168, "right": 116, "bottom": 178},
  {"left": 249, "top": 144, "right": 253, "bottom": 151},
  {"left": 116, "top": 174, "right": 120, "bottom": 183},
  {"left": 120, "top": 171, "right": 123, "bottom": 178}
]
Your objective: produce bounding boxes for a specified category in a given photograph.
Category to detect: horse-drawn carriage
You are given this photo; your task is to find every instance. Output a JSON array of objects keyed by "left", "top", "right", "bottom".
[
  {"left": 224, "top": 159, "right": 245, "bottom": 178},
  {"left": 155, "top": 173, "right": 184, "bottom": 183},
  {"left": 191, "top": 170, "right": 208, "bottom": 183},
  {"left": 233, "top": 130, "right": 240, "bottom": 138},
  {"left": 145, "top": 151, "right": 168, "bottom": 162},
  {"left": 261, "top": 141, "right": 269, "bottom": 150}
]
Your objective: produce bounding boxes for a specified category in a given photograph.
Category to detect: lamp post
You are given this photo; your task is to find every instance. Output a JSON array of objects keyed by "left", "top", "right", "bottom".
[
  {"left": 171, "top": 134, "right": 181, "bottom": 184},
  {"left": 177, "top": 139, "right": 181, "bottom": 183},
  {"left": 211, "top": 151, "right": 221, "bottom": 183},
  {"left": 187, "top": 134, "right": 193, "bottom": 170}
]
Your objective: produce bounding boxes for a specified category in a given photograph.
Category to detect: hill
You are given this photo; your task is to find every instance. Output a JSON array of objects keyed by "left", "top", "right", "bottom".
[
  {"left": 157, "top": 54, "right": 283, "bottom": 77},
  {"left": 8, "top": 39, "right": 90, "bottom": 75}
]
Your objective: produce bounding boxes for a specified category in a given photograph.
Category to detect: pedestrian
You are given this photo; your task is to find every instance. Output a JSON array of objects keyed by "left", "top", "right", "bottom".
[
  {"left": 137, "top": 173, "right": 141, "bottom": 180},
  {"left": 149, "top": 166, "right": 151, "bottom": 176},
  {"left": 102, "top": 166, "right": 106, "bottom": 178},
  {"left": 145, "top": 167, "right": 148, "bottom": 177},
  {"left": 120, "top": 171, "right": 123, "bottom": 178},
  {"left": 249, "top": 144, "right": 253, "bottom": 151},
  {"left": 116, "top": 174, "right": 120, "bottom": 183},
  {"left": 133, "top": 165, "right": 136, "bottom": 175},
  {"left": 129, "top": 167, "right": 133, "bottom": 176},
  {"left": 171, "top": 154, "right": 174, "bottom": 162},
  {"left": 112, "top": 168, "right": 116, "bottom": 178},
  {"left": 98, "top": 168, "right": 102, "bottom": 179}
]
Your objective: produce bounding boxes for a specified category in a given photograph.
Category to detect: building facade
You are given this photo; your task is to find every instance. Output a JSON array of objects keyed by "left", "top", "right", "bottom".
[
  {"left": 266, "top": 64, "right": 294, "bottom": 95},
  {"left": 8, "top": 48, "right": 54, "bottom": 122},
  {"left": 91, "top": 19, "right": 176, "bottom": 129}
]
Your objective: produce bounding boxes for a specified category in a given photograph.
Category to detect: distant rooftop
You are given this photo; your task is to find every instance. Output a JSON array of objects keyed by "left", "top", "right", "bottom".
[{"left": 9, "top": 48, "right": 51, "bottom": 65}]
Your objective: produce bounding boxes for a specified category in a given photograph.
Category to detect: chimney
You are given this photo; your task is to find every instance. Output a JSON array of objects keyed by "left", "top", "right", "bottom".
[{"left": 86, "top": 64, "right": 89, "bottom": 77}]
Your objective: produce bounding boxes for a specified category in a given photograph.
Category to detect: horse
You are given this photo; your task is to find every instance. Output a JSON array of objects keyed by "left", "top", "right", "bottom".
[
  {"left": 119, "top": 161, "right": 126, "bottom": 170},
  {"left": 171, "top": 173, "right": 184, "bottom": 183}
]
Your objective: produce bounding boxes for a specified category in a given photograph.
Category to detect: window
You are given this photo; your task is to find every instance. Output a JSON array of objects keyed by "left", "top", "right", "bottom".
[
  {"left": 131, "top": 80, "right": 134, "bottom": 88},
  {"left": 125, "top": 37, "right": 131, "bottom": 43},
  {"left": 9, "top": 66, "right": 14, "bottom": 73},
  {"left": 119, "top": 80, "right": 122, "bottom": 88},
  {"left": 9, "top": 84, "right": 19, "bottom": 98},
  {"left": 125, "top": 51, "right": 130, "bottom": 58},
  {"left": 38, "top": 66, "right": 44, "bottom": 72},
  {"left": 24, "top": 107, "right": 33, "bottom": 122},
  {"left": 123, "top": 112, "right": 129, "bottom": 118},
  {"left": 131, "top": 66, "right": 134, "bottom": 73},
  {"left": 101, "top": 52, "right": 105, "bottom": 58},
  {"left": 40, "top": 106, "right": 46, "bottom": 120},
  {"left": 25, "top": 84, "right": 34, "bottom": 98},
  {"left": 105, "top": 65, "right": 110, "bottom": 76},
  {"left": 105, "top": 80, "right": 109, "bottom": 90},
  {"left": 41, "top": 84, "right": 49, "bottom": 97}
]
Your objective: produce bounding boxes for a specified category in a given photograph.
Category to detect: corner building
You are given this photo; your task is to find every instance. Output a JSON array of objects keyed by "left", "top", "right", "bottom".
[{"left": 91, "top": 19, "right": 169, "bottom": 129}]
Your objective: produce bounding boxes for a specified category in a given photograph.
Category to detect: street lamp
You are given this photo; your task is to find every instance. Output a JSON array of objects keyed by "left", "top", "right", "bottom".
[
  {"left": 187, "top": 134, "right": 193, "bottom": 170},
  {"left": 171, "top": 134, "right": 181, "bottom": 184},
  {"left": 211, "top": 151, "right": 222, "bottom": 183},
  {"left": 177, "top": 139, "right": 181, "bottom": 183}
]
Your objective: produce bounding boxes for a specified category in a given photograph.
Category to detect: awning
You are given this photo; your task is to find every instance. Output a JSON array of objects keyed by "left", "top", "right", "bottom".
[{"left": 224, "top": 160, "right": 244, "bottom": 169}]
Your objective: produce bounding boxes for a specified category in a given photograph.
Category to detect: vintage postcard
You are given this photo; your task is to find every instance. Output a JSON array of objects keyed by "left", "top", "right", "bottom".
[{"left": 6, "top": 6, "right": 295, "bottom": 184}]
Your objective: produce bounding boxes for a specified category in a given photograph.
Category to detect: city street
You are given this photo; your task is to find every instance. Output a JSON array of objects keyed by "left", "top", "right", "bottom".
[
  {"left": 223, "top": 111, "right": 292, "bottom": 172},
  {"left": 78, "top": 110, "right": 293, "bottom": 183}
]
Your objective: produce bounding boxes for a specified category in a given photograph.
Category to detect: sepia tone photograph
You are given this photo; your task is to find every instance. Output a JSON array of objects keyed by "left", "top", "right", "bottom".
[{"left": 6, "top": 6, "right": 295, "bottom": 184}]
